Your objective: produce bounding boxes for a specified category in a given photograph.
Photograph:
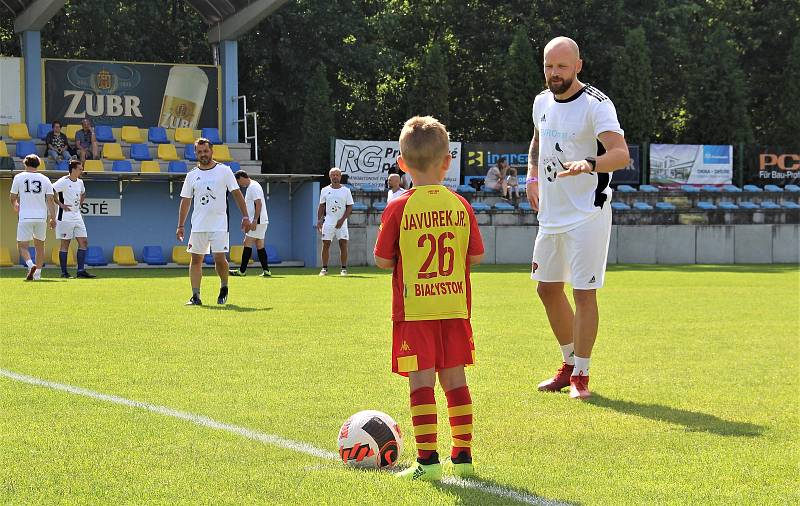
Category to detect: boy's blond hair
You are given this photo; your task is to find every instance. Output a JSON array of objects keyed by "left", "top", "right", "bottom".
[{"left": 399, "top": 116, "right": 450, "bottom": 173}]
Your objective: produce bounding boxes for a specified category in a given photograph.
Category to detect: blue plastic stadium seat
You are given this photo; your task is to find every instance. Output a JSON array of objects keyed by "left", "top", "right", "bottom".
[
  {"left": 743, "top": 184, "right": 762, "bottom": 192},
  {"left": 142, "top": 245, "right": 167, "bottom": 265},
  {"left": 494, "top": 202, "right": 515, "bottom": 210},
  {"left": 373, "top": 201, "right": 387, "bottom": 212},
  {"left": 722, "top": 184, "right": 742, "bottom": 192},
  {"left": 37, "top": 123, "right": 52, "bottom": 140},
  {"left": 204, "top": 253, "right": 215, "bottom": 265},
  {"left": 85, "top": 246, "right": 107, "bottom": 266},
  {"left": 457, "top": 184, "right": 476, "bottom": 194},
  {"left": 471, "top": 202, "right": 491, "bottom": 212},
  {"left": 148, "top": 127, "right": 169, "bottom": 144},
  {"left": 611, "top": 202, "right": 630, "bottom": 210},
  {"left": 639, "top": 184, "right": 659, "bottom": 193},
  {"left": 739, "top": 201, "right": 759, "bottom": 209},
  {"left": 701, "top": 185, "right": 722, "bottom": 192},
  {"left": 633, "top": 201, "right": 653, "bottom": 210},
  {"left": 760, "top": 200, "right": 781, "bottom": 209},
  {"left": 655, "top": 201, "right": 676, "bottom": 210},
  {"left": 697, "top": 201, "right": 717, "bottom": 210},
  {"left": 617, "top": 184, "right": 637, "bottom": 193},
  {"left": 111, "top": 160, "right": 132, "bottom": 172},
  {"left": 168, "top": 161, "right": 187, "bottom": 173},
  {"left": 785, "top": 184, "right": 800, "bottom": 193},
  {"left": 518, "top": 201, "right": 533, "bottom": 211},
  {"left": 681, "top": 184, "right": 701, "bottom": 193},
  {"left": 56, "top": 160, "right": 69, "bottom": 171},
  {"left": 201, "top": 128, "right": 222, "bottom": 145},
  {"left": 764, "top": 184, "right": 783, "bottom": 192},
  {"left": 14, "top": 140, "right": 37, "bottom": 158},
  {"left": 351, "top": 202, "right": 368, "bottom": 211},
  {"left": 783, "top": 201, "right": 800, "bottom": 209},
  {"left": 183, "top": 143, "right": 197, "bottom": 161},
  {"left": 130, "top": 143, "right": 152, "bottom": 161},
  {"left": 265, "top": 244, "right": 282, "bottom": 264},
  {"left": 718, "top": 202, "right": 739, "bottom": 210},
  {"left": 227, "top": 161, "right": 240, "bottom": 172},
  {"left": 95, "top": 125, "right": 115, "bottom": 143}
]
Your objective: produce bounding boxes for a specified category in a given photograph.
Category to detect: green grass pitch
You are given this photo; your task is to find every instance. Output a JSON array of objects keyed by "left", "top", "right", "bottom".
[{"left": 1, "top": 264, "right": 798, "bottom": 505}]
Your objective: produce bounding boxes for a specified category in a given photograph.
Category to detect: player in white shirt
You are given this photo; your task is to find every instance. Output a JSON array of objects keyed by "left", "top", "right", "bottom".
[
  {"left": 177, "top": 138, "right": 251, "bottom": 306},
  {"left": 387, "top": 173, "right": 406, "bottom": 203},
  {"left": 525, "top": 37, "right": 630, "bottom": 400},
  {"left": 9, "top": 155, "right": 56, "bottom": 281},
  {"left": 316, "top": 167, "right": 353, "bottom": 276},
  {"left": 229, "top": 170, "right": 271, "bottom": 277},
  {"left": 52, "top": 160, "right": 96, "bottom": 279}
]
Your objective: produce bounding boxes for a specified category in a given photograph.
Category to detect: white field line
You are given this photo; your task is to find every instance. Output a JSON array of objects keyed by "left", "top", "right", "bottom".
[{"left": 1, "top": 368, "right": 569, "bottom": 506}]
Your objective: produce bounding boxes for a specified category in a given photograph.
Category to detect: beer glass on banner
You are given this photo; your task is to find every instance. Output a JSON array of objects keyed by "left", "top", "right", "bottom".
[{"left": 159, "top": 65, "right": 209, "bottom": 130}]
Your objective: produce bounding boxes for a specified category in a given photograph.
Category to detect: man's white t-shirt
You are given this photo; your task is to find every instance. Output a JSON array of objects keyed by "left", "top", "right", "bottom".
[
  {"left": 319, "top": 185, "right": 354, "bottom": 226},
  {"left": 53, "top": 176, "right": 86, "bottom": 223},
  {"left": 180, "top": 163, "right": 239, "bottom": 232},
  {"left": 245, "top": 180, "right": 269, "bottom": 225},
  {"left": 532, "top": 84, "right": 624, "bottom": 234},
  {"left": 10, "top": 172, "right": 54, "bottom": 221},
  {"left": 387, "top": 187, "right": 406, "bottom": 203}
]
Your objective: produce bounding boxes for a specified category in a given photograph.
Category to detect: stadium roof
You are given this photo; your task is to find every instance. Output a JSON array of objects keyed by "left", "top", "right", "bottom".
[{"left": 7, "top": 0, "right": 291, "bottom": 41}]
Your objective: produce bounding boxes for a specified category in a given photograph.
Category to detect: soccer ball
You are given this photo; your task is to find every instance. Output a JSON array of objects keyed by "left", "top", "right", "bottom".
[{"left": 337, "top": 410, "right": 402, "bottom": 469}]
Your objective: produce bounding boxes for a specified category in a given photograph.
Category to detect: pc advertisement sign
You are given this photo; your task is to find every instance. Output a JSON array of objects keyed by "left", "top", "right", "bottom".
[
  {"left": 745, "top": 146, "right": 800, "bottom": 186},
  {"left": 650, "top": 144, "right": 733, "bottom": 187},
  {"left": 333, "top": 139, "right": 461, "bottom": 188}
]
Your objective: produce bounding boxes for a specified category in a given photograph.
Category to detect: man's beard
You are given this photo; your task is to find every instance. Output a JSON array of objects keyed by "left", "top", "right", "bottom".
[
  {"left": 547, "top": 74, "right": 573, "bottom": 95},
  {"left": 199, "top": 156, "right": 211, "bottom": 164}
]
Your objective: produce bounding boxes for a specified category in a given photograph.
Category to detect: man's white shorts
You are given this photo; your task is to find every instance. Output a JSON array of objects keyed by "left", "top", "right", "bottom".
[
  {"left": 531, "top": 205, "right": 612, "bottom": 290},
  {"left": 55, "top": 221, "right": 88, "bottom": 240},
  {"left": 187, "top": 231, "right": 229, "bottom": 254},
  {"left": 245, "top": 223, "right": 268, "bottom": 240},
  {"left": 17, "top": 221, "right": 46, "bottom": 242},
  {"left": 321, "top": 223, "right": 349, "bottom": 241}
]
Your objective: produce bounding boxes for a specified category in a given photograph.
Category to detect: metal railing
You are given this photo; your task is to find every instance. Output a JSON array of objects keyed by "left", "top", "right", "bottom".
[{"left": 234, "top": 95, "right": 259, "bottom": 161}]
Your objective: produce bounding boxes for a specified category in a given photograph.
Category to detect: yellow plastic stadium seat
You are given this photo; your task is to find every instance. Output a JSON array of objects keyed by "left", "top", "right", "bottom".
[
  {"left": 121, "top": 126, "right": 144, "bottom": 144},
  {"left": 113, "top": 246, "right": 138, "bottom": 266},
  {"left": 0, "top": 140, "right": 9, "bottom": 157},
  {"left": 51, "top": 248, "right": 77, "bottom": 266},
  {"left": 175, "top": 127, "right": 195, "bottom": 144},
  {"left": 0, "top": 247, "right": 13, "bottom": 267},
  {"left": 9, "top": 123, "right": 32, "bottom": 140},
  {"left": 83, "top": 159, "right": 104, "bottom": 172},
  {"left": 157, "top": 143, "right": 179, "bottom": 161},
  {"left": 103, "top": 143, "right": 125, "bottom": 160},
  {"left": 229, "top": 245, "right": 254, "bottom": 265},
  {"left": 64, "top": 124, "right": 81, "bottom": 141},
  {"left": 212, "top": 144, "right": 233, "bottom": 162},
  {"left": 139, "top": 160, "right": 161, "bottom": 173},
  {"left": 172, "top": 246, "right": 191, "bottom": 265}
]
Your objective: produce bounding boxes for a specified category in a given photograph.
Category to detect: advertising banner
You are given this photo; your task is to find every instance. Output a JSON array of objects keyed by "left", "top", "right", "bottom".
[
  {"left": 744, "top": 146, "right": 800, "bottom": 186},
  {"left": 44, "top": 59, "right": 219, "bottom": 129},
  {"left": 650, "top": 144, "right": 732, "bottom": 187},
  {"left": 333, "top": 139, "right": 461, "bottom": 188},
  {"left": 463, "top": 142, "right": 529, "bottom": 177},
  {"left": 0, "top": 57, "right": 22, "bottom": 124},
  {"left": 612, "top": 144, "right": 641, "bottom": 185}
]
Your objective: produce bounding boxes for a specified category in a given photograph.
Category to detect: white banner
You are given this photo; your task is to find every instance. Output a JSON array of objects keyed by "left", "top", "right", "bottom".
[
  {"left": 650, "top": 144, "right": 733, "bottom": 186},
  {"left": 334, "top": 139, "right": 461, "bottom": 189},
  {"left": 81, "top": 198, "right": 121, "bottom": 217},
  {"left": 0, "top": 57, "right": 22, "bottom": 124}
]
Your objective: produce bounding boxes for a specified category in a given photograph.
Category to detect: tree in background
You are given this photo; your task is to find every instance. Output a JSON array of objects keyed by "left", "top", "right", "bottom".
[
  {"left": 499, "top": 26, "right": 539, "bottom": 142},
  {"left": 610, "top": 26, "right": 654, "bottom": 143},
  {"left": 407, "top": 42, "right": 450, "bottom": 124},
  {"left": 684, "top": 25, "right": 753, "bottom": 145},
  {"left": 299, "top": 63, "right": 335, "bottom": 173}
]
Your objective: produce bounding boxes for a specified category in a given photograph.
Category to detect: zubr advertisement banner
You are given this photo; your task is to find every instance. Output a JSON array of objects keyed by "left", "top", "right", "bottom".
[
  {"left": 333, "top": 139, "right": 461, "bottom": 188},
  {"left": 0, "top": 57, "right": 22, "bottom": 124},
  {"left": 44, "top": 59, "right": 219, "bottom": 129},
  {"left": 650, "top": 144, "right": 732, "bottom": 186}
]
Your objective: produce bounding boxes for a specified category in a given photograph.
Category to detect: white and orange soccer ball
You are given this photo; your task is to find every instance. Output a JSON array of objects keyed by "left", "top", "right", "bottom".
[{"left": 337, "top": 410, "right": 402, "bottom": 469}]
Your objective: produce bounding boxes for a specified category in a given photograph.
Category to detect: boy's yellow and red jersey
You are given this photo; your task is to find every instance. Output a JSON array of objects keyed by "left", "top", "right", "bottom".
[{"left": 374, "top": 185, "right": 484, "bottom": 321}]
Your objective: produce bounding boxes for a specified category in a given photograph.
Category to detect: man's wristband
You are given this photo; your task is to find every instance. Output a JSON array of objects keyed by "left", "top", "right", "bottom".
[
  {"left": 526, "top": 177, "right": 539, "bottom": 184},
  {"left": 177, "top": 225, "right": 184, "bottom": 228}
]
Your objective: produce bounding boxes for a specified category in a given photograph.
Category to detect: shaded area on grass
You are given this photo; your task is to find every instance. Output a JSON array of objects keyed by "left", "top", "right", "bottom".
[
  {"left": 195, "top": 304, "right": 272, "bottom": 313},
  {"left": 588, "top": 394, "right": 766, "bottom": 437}
]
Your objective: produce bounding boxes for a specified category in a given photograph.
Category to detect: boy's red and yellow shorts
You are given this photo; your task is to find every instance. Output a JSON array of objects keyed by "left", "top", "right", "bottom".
[{"left": 391, "top": 319, "right": 475, "bottom": 377}]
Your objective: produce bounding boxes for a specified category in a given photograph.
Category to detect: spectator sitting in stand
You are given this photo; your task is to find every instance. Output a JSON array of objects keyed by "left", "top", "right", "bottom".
[{"left": 45, "top": 121, "right": 71, "bottom": 162}]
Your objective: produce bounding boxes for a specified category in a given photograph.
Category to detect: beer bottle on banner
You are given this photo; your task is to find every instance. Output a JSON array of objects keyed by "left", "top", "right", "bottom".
[{"left": 159, "top": 66, "right": 209, "bottom": 129}]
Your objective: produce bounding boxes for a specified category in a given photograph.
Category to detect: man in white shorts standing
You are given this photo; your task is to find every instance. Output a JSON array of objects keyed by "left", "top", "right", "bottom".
[
  {"left": 317, "top": 167, "right": 353, "bottom": 276},
  {"left": 53, "top": 160, "right": 96, "bottom": 279},
  {"left": 229, "top": 170, "right": 271, "bottom": 277},
  {"left": 9, "top": 154, "right": 55, "bottom": 281},
  {"left": 526, "top": 37, "right": 630, "bottom": 399},
  {"left": 177, "top": 138, "right": 250, "bottom": 306}
]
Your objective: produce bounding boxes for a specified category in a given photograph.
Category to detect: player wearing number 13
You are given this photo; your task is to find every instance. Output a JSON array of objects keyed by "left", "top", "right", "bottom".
[{"left": 374, "top": 116, "right": 484, "bottom": 481}]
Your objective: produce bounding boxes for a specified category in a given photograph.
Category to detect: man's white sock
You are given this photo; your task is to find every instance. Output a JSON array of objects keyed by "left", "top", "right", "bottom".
[
  {"left": 573, "top": 356, "right": 590, "bottom": 376},
  {"left": 25, "top": 259, "right": 34, "bottom": 268},
  {"left": 560, "top": 343, "right": 575, "bottom": 365}
]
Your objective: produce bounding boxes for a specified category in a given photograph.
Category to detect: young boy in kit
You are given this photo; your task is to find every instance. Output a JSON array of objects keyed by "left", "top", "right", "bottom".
[{"left": 374, "top": 116, "right": 484, "bottom": 481}]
